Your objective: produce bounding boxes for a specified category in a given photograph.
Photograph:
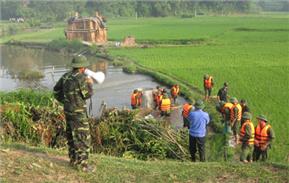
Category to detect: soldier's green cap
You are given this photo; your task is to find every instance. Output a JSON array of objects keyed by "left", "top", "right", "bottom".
[
  {"left": 195, "top": 99, "right": 205, "bottom": 109},
  {"left": 204, "top": 74, "right": 209, "bottom": 79},
  {"left": 71, "top": 55, "right": 89, "bottom": 68},
  {"left": 256, "top": 114, "right": 268, "bottom": 122},
  {"left": 242, "top": 112, "right": 252, "bottom": 120},
  {"left": 230, "top": 97, "right": 238, "bottom": 103}
]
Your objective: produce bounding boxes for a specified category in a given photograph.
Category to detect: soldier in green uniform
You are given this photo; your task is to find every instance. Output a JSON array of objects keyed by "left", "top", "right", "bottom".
[
  {"left": 53, "top": 55, "right": 94, "bottom": 172},
  {"left": 239, "top": 112, "right": 254, "bottom": 163}
]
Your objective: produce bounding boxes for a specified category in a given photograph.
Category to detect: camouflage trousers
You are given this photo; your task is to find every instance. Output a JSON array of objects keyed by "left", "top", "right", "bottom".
[
  {"left": 65, "top": 112, "right": 91, "bottom": 167},
  {"left": 240, "top": 144, "right": 253, "bottom": 162}
]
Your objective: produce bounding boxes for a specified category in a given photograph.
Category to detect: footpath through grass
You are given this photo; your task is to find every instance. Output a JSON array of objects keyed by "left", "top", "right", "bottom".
[
  {"left": 1, "top": 143, "right": 288, "bottom": 183},
  {"left": 109, "top": 15, "right": 289, "bottom": 162}
]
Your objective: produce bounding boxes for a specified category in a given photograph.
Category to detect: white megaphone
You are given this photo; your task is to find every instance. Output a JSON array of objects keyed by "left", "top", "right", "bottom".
[{"left": 84, "top": 69, "right": 105, "bottom": 84}]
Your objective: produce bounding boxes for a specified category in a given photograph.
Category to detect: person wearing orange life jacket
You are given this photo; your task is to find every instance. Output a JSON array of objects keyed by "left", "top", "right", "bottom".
[
  {"left": 203, "top": 74, "right": 214, "bottom": 100},
  {"left": 218, "top": 101, "right": 233, "bottom": 134},
  {"left": 155, "top": 90, "right": 163, "bottom": 109},
  {"left": 239, "top": 112, "right": 255, "bottom": 163},
  {"left": 182, "top": 102, "right": 194, "bottom": 128},
  {"left": 131, "top": 89, "right": 139, "bottom": 109},
  {"left": 229, "top": 97, "right": 242, "bottom": 143},
  {"left": 159, "top": 94, "right": 171, "bottom": 116},
  {"left": 170, "top": 84, "right": 180, "bottom": 104},
  {"left": 253, "top": 115, "right": 275, "bottom": 162}
]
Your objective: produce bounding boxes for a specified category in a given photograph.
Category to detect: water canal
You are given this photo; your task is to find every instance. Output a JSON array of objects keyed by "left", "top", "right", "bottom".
[{"left": 0, "top": 45, "right": 186, "bottom": 129}]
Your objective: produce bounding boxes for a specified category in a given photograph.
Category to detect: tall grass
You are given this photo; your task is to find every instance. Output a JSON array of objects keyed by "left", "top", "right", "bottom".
[{"left": 0, "top": 89, "right": 54, "bottom": 107}]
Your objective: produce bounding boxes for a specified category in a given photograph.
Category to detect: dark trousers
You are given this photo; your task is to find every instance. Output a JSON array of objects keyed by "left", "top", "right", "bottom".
[
  {"left": 204, "top": 88, "right": 212, "bottom": 97},
  {"left": 160, "top": 110, "right": 170, "bottom": 117},
  {"left": 253, "top": 145, "right": 268, "bottom": 161},
  {"left": 189, "top": 135, "right": 206, "bottom": 162},
  {"left": 183, "top": 117, "right": 190, "bottom": 128}
]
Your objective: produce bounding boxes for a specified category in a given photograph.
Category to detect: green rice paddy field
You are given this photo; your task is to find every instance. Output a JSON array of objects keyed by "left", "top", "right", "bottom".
[{"left": 108, "top": 15, "right": 289, "bottom": 162}]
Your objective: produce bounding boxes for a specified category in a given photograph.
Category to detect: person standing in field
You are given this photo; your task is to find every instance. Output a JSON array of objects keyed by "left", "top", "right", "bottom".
[
  {"left": 53, "top": 55, "right": 94, "bottom": 172},
  {"left": 253, "top": 115, "right": 275, "bottom": 161},
  {"left": 230, "top": 97, "right": 242, "bottom": 144},
  {"left": 239, "top": 112, "right": 255, "bottom": 163},
  {"left": 182, "top": 102, "right": 193, "bottom": 128},
  {"left": 217, "top": 82, "right": 229, "bottom": 102},
  {"left": 170, "top": 84, "right": 180, "bottom": 104},
  {"left": 203, "top": 74, "right": 214, "bottom": 101},
  {"left": 131, "top": 89, "right": 139, "bottom": 109},
  {"left": 188, "top": 100, "right": 210, "bottom": 162},
  {"left": 159, "top": 93, "right": 171, "bottom": 116}
]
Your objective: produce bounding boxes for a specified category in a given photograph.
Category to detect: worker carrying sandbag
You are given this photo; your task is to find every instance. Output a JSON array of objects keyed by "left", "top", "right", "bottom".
[{"left": 253, "top": 114, "right": 275, "bottom": 162}]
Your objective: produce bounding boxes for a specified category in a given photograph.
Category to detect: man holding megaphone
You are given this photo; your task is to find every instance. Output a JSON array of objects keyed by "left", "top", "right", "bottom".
[{"left": 53, "top": 55, "right": 104, "bottom": 172}]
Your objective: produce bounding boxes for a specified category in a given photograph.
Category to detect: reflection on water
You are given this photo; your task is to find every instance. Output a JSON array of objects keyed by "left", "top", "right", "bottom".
[{"left": 0, "top": 45, "right": 186, "bottom": 129}]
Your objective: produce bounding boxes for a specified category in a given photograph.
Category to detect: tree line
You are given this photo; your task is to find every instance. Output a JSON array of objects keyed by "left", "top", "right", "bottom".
[{"left": 1, "top": 0, "right": 288, "bottom": 22}]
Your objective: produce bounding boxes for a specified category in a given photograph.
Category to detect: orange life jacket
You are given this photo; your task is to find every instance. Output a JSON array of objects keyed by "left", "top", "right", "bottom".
[
  {"left": 204, "top": 76, "right": 213, "bottom": 89},
  {"left": 230, "top": 103, "right": 242, "bottom": 122},
  {"left": 182, "top": 103, "right": 192, "bottom": 118},
  {"left": 160, "top": 98, "right": 171, "bottom": 112},
  {"left": 222, "top": 102, "right": 233, "bottom": 114},
  {"left": 239, "top": 120, "right": 255, "bottom": 145},
  {"left": 255, "top": 124, "right": 271, "bottom": 148},
  {"left": 131, "top": 93, "right": 138, "bottom": 106}
]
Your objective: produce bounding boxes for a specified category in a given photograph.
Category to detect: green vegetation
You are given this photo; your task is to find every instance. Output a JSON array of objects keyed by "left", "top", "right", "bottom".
[
  {"left": 0, "top": 89, "right": 65, "bottom": 146},
  {"left": 1, "top": 143, "right": 288, "bottom": 183},
  {"left": 92, "top": 109, "right": 189, "bottom": 161},
  {"left": 0, "top": 26, "right": 64, "bottom": 44},
  {"left": 1, "top": 90, "right": 190, "bottom": 161},
  {"left": 109, "top": 15, "right": 289, "bottom": 162}
]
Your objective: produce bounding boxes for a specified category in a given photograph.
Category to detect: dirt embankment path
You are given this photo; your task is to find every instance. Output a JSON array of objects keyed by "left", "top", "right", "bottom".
[{"left": 0, "top": 145, "right": 85, "bottom": 183}]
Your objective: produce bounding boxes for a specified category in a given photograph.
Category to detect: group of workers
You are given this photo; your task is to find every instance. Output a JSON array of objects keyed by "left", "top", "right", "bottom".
[
  {"left": 202, "top": 74, "right": 275, "bottom": 163},
  {"left": 53, "top": 55, "right": 275, "bottom": 172},
  {"left": 130, "top": 74, "right": 275, "bottom": 163},
  {"left": 131, "top": 84, "right": 180, "bottom": 117}
]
